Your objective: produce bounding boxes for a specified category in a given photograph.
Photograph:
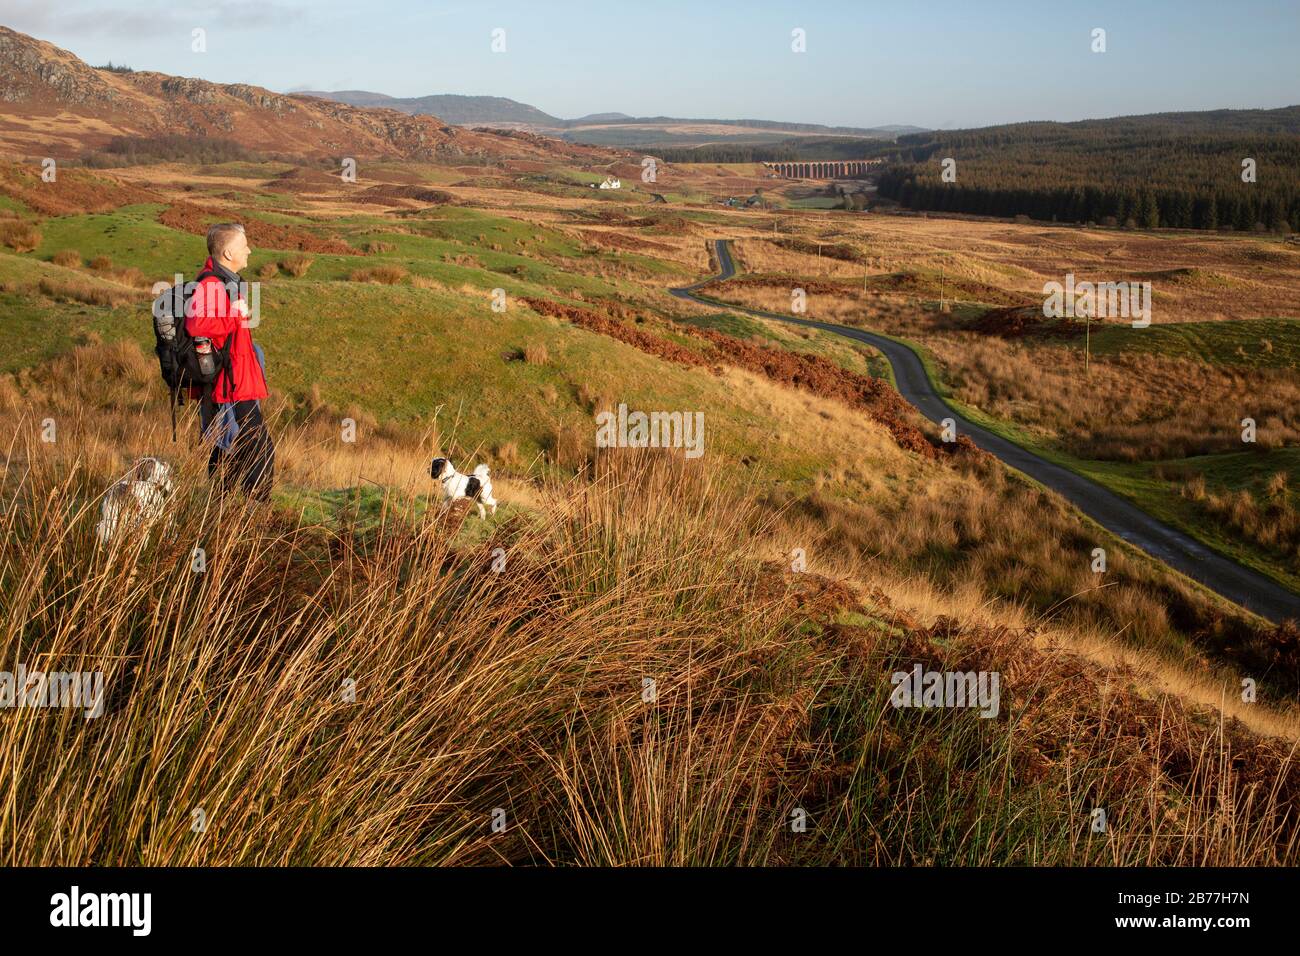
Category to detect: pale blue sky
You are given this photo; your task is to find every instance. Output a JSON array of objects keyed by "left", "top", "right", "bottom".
[{"left": 2, "top": 0, "right": 1297, "bottom": 128}]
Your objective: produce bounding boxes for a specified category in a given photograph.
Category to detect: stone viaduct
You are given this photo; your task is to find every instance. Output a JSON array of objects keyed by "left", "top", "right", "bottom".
[{"left": 762, "top": 159, "right": 882, "bottom": 179}]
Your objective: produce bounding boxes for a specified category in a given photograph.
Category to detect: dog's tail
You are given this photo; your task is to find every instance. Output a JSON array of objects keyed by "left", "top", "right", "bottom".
[{"left": 473, "top": 464, "right": 490, "bottom": 478}]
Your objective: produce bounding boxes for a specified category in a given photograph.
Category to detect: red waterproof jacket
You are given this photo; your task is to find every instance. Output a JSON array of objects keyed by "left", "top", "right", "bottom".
[{"left": 185, "top": 257, "right": 268, "bottom": 403}]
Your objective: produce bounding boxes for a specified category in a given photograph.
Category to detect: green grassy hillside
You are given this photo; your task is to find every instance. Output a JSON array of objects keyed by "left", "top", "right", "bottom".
[{"left": 1090, "top": 317, "right": 1300, "bottom": 369}]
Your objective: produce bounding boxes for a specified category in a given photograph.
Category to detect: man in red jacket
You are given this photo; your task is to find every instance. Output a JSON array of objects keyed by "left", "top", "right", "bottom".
[{"left": 186, "top": 222, "right": 274, "bottom": 501}]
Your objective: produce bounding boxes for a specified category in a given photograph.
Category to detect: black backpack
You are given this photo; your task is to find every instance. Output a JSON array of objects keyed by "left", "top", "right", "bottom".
[{"left": 150, "top": 269, "right": 237, "bottom": 440}]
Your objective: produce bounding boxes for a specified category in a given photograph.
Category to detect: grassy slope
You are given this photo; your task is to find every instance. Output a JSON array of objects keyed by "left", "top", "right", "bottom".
[
  {"left": 0, "top": 251, "right": 869, "bottom": 489},
  {"left": 34, "top": 204, "right": 200, "bottom": 273},
  {"left": 0, "top": 198, "right": 899, "bottom": 483},
  {"left": 1090, "top": 317, "right": 1300, "bottom": 370},
  {"left": 906, "top": 325, "right": 1300, "bottom": 594},
  {"left": 976, "top": 316, "right": 1300, "bottom": 593},
  {"left": 23, "top": 203, "right": 635, "bottom": 289},
  {"left": 672, "top": 309, "right": 892, "bottom": 381},
  {"left": 278, "top": 213, "right": 1300, "bottom": 607},
  {"left": 258, "top": 280, "right": 827, "bottom": 474}
]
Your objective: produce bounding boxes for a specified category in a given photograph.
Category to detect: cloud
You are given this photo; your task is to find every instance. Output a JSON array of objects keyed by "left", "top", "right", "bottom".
[{"left": 0, "top": 0, "right": 302, "bottom": 40}]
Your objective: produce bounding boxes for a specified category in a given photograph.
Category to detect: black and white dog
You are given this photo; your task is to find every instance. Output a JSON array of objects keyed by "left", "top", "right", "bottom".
[
  {"left": 430, "top": 457, "right": 498, "bottom": 519},
  {"left": 96, "top": 457, "right": 175, "bottom": 546}
]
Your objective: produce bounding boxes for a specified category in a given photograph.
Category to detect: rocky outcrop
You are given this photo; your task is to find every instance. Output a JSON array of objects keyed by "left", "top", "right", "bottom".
[
  {"left": 0, "top": 27, "right": 120, "bottom": 105},
  {"left": 159, "top": 76, "right": 221, "bottom": 105}
]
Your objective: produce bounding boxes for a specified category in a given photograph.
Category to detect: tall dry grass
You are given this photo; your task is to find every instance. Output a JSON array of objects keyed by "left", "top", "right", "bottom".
[
  {"left": 280, "top": 255, "right": 313, "bottom": 278},
  {"left": 1180, "top": 471, "right": 1300, "bottom": 564},
  {"left": 776, "top": 448, "right": 1300, "bottom": 703},
  {"left": 3, "top": 340, "right": 1300, "bottom": 865},
  {"left": 36, "top": 275, "right": 144, "bottom": 309},
  {"left": 0, "top": 434, "right": 804, "bottom": 864},
  {"left": 0, "top": 220, "right": 41, "bottom": 253},
  {"left": 2, "top": 416, "right": 1299, "bottom": 864},
  {"left": 349, "top": 265, "right": 408, "bottom": 285},
  {"left": 933, "top": 335, "right": 1300, "bottom": 460}
]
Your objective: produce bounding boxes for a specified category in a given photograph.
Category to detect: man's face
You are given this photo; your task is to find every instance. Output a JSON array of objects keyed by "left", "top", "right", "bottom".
[{"left": 223, "top": 232, "right": 251, "bottom": 272}]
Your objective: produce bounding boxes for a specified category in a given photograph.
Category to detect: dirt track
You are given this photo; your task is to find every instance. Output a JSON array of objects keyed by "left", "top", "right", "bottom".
[{"left": 671, "top": 239, "right": 1300, "bottom": 624}]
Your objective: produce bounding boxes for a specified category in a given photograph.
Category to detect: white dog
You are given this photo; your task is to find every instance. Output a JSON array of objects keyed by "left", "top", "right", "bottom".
[
  {"left": 430, "top": 457, "right": 497, "bottom": 519},
  {"left": 96, "top": 457, "right": 174, "bottom": 546}
]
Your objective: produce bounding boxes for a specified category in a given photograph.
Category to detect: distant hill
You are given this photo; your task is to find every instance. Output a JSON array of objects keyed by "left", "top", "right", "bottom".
[
  {"left": 299, "top": 89, "right": 924, "bottom": 145},
  {"left": 570, "top": 112, "right": 633, "bottom": 123},
  {"left": 296, "top": 89, "right": 404, "bottom": 109},
  {"left": 562, "top": 115, "right": 922, "bottom": 137},
  {"left": 298, "top": 90, "right": 562, "bottom": 125},
  {"left": 872, "top": 124, "right": 930, "bottom": 136},
  {"left": 655, "top": 137, "right": 900, "bottom": 164}
]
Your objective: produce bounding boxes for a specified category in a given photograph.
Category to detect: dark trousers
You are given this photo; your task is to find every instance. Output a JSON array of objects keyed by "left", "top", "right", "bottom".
[{"left": 205, "top": 399, "right": 275, "bottom": 501}]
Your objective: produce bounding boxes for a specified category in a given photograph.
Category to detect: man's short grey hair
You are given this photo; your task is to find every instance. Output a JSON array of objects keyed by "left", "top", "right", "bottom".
[{"left": 206, "top": 222, "right": 246, "bottom": 259}]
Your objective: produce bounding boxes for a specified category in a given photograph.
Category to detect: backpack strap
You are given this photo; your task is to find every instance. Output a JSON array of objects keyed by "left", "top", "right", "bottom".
[{"left": 192, "top": 268, "right": 240, "bottom": 399}]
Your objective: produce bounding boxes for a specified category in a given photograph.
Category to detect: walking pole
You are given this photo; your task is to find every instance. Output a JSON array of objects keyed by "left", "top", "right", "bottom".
[{"left": 1085, "top": 306, "right": 1092, "bottom": 377}]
